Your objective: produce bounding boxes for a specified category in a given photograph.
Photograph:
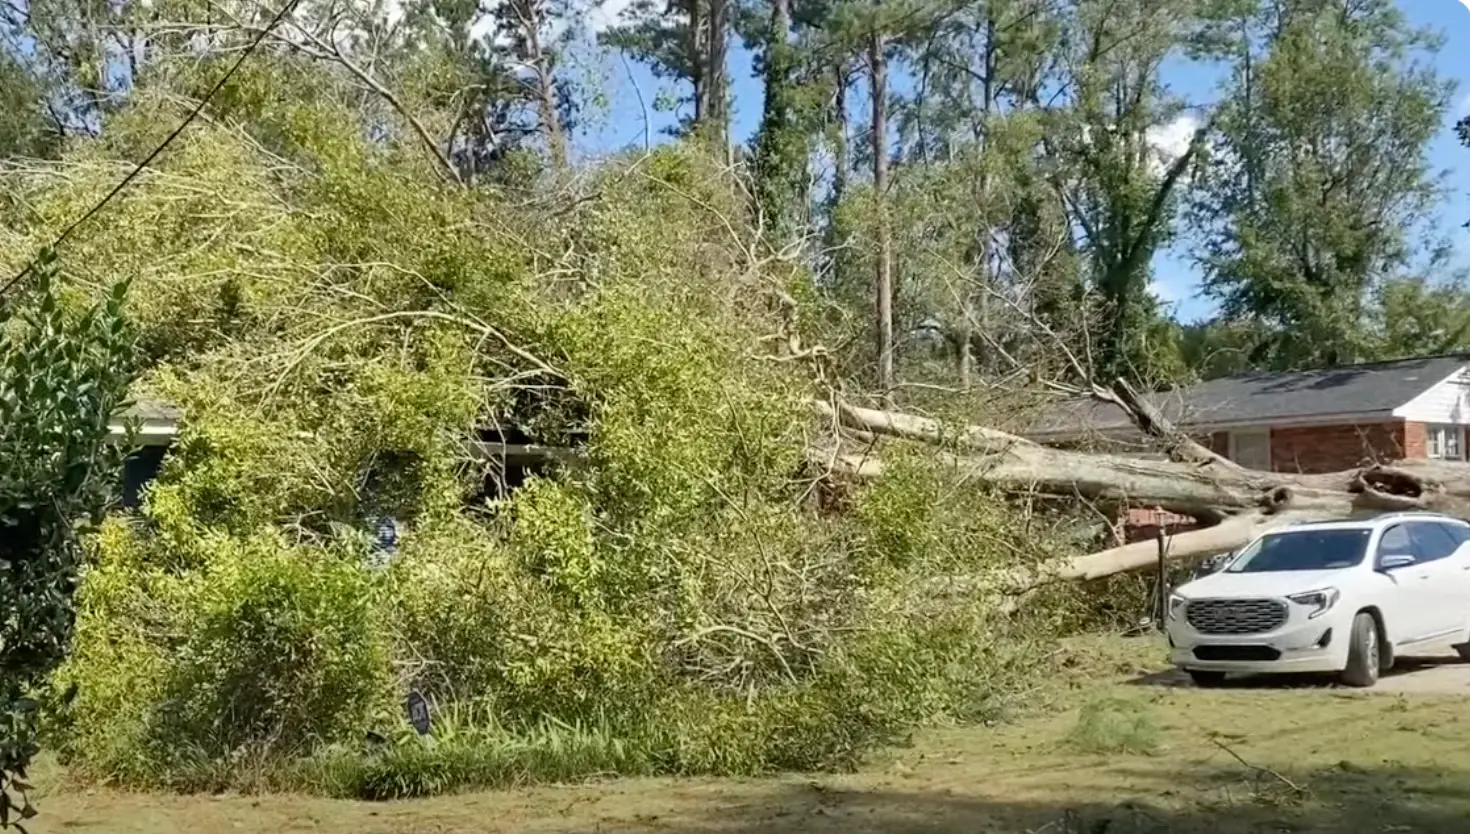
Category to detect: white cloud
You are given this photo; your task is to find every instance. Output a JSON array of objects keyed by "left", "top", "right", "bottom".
[
  {"left": 1144, "top": 114, "right": 1199, "bottom": 177},
  {"left": 588, "top": 0, "right": 636, "bottom": 31}
]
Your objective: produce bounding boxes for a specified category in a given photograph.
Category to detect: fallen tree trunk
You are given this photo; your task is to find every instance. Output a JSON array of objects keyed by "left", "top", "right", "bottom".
[{"left": 812, "top": 398, "right": 1470, "bottom": 582}]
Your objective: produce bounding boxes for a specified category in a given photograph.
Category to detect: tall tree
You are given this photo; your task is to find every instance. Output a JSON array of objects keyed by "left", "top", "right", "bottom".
[
  {"left": 1048, "top": 0, "right": 1206, "bottom": 383},
  {"left": 752, "top": 0, "right": 806, "bottom": 247},
  {"left": 493, "top": 0, "right": 575, "bottom": 172},
  {"left": 602, "top": 0, "right": 732, "bottom": 146},
  {"left": 869, "top": 9, "right": 894, "bottom": 403},
  {"left": 1196, "top": 0, "right": 1447, "bottom": 369},
  {"left": 899, "top": 0, "right": 1061, "bottom": 386}
]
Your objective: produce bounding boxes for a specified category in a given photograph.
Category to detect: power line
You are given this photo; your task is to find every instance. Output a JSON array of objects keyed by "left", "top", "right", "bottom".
[{"left": 0, "top": 0, "right": 302, "bottom": 304}]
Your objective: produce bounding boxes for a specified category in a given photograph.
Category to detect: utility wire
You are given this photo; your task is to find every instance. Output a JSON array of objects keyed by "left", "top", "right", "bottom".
[{"left": 0, "top": 0, "right": 302, "bottom": 305}]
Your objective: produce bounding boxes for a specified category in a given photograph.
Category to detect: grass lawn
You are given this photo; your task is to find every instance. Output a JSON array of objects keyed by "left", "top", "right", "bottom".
[{"left": 28, "top": 636, "right": 1470, "bottom": 833}]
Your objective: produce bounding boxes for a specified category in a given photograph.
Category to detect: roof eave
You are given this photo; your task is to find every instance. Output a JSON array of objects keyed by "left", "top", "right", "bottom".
[{"left": 1026, "top": 408, "right": 1401, "bottom": 443}]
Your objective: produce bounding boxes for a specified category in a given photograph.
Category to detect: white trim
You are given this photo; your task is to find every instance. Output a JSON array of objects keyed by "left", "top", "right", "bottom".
[
  {"left": 107, "top": 419, "right": 178, "bottom": 447},
  {"left": 1426, "top": 424, "right": 1467, "bottom": 461},
  {"left": 1392, "top": 365, "right": 1470, "bottom": 424}
]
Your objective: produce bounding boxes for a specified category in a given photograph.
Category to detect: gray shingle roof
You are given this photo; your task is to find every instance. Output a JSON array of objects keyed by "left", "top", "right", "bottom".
[
  {"left": 117, "top": 399, "right": 182, "bottom": 423},
  {"left": 1028, "top": 354, "right": 1470, "bottom": 437}
]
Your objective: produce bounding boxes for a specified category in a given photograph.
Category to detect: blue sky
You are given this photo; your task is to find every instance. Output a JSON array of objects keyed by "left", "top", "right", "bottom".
[{"left": 577, "top": 1, "right": 1470, "bottom": 325}]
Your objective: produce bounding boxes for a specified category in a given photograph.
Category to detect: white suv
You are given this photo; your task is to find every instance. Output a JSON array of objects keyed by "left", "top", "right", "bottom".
[{"left": 1166, "top": 512, "right": 1470, "bottom": 688}]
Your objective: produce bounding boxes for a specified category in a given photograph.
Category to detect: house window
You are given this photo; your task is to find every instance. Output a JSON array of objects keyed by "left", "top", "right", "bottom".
[
  {"left": 1229, "top": 429, "right": 1272, "bottom": 471},
  {"left": 1427, "top": 425, "right": 1465, "bottom": 461}
]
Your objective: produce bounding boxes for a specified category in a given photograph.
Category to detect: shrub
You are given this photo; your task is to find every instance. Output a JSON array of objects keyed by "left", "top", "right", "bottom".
[
  {"left": 0, "top": 259, "right": 135, "bottom": 822},
  {"left": 54, "top": 532, "right": 392, "bottom": 788}
]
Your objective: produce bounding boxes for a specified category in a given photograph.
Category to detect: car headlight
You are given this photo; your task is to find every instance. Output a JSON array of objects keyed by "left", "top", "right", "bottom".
[
  {"left": 1287, "top": 588, "right": 1340, "bottom": 619},
  {"left": 1168, "top": 593, "right": 1187, "bottom": 620}
]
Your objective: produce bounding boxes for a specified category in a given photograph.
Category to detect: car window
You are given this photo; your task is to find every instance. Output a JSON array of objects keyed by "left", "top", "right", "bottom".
[
  {"left": 1226, "top": 528, "right": 1370, "bottom": 573},
  {"left": 1438, "top": 522, "right": 1470, "bottom": 549},
  {"left": 1376, "top": 524, "right": 1412, "bottom": 560},
  {"left": 1408, "top": 522, "right": 1459, "bottom": 563}
]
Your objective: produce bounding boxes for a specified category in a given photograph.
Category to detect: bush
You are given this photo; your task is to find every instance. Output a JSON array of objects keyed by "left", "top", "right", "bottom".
[
  {"left": 54, "top": 532, "right": 392, "bottom": 788},
  {"left": 0, "top": 260, "right": 135, "bottom": 820}
]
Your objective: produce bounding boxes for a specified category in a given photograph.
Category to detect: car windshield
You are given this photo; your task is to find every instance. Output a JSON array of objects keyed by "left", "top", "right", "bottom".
[{"left": 1226, "top": 528, "right": 1371, "bottom": 573}]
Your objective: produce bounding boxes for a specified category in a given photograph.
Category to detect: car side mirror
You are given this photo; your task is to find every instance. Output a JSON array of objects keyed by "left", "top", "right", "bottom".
[{"left": 1379, "top": 553, "right": 1415, "bottom": 571}]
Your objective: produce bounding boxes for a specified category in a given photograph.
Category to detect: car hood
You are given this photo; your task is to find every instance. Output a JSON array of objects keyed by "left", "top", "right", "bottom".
[{"left": 1177, "top": 569, "right": 1348, "bottom": 600}]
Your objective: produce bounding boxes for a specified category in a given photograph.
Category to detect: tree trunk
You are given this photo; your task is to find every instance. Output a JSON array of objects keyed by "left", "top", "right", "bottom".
[
  {"left": 832, "top": 65, "right": 849, "bottom": 206},
  {"left": 754, "top": 0, "right": 797, "bottom": 244},
  {"left": 705, "top": 0, "right": 730, "bottom": 156},
  {"left": 958, "top": 18, "right": 997, "bottom": 390},
  {"left": 869, "top": 32, "right": 894, "bottom": 407},
  {"left": 688, "top": 0, "right": 707, "bottom": 127},
  {"left": 811, "top": 394, "right": 1470, "bottom": 583},
  {"left": 512, "top": 0, "right": 566, "bottom": 173}
]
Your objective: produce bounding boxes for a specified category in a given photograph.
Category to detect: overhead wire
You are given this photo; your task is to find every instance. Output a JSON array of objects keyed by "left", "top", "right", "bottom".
[{"left": 0, "top": 0, "right": 303, "bottom": 306}]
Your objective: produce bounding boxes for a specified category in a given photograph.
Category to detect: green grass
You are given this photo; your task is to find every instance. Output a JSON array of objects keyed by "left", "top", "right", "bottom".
[
  {"left": 26, "top": 637, "right": 1470, "bottom": 834},
  {"left": 1063, "top": 695, "right": 1159, "bottom": 756},
  {"left": 275, "top": 700, "right": 669, "bottom": 800}
]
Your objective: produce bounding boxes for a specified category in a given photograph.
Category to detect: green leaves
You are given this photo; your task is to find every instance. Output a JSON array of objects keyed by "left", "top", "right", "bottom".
[
  {"left": 1195, "top": 0, "right": 1448, "bottom": 369},
  {"left": 0, "top": 253, "right": 136, "bottom": 828}
]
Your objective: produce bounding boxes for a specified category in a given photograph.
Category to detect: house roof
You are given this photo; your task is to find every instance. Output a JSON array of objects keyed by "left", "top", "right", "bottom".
[
  {"left": 1028, "top": 354, "right": 1470, "bottom": 437},
  {"left": 117, "top": 399, "right": 182, "bottom": 423}
]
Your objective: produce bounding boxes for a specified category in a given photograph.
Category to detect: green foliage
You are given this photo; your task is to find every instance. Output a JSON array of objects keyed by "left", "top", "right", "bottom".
[
  {"left": 1196, "top": 0, "right": 1448, "bottom": 369},
  {"left": 0, "top": 254, "right": 135, "bottom": 827},
  {"left": 300, "top": 705, "right": 653, "bottom": 799},
  {"left": 2, "top": 88, "right": 1063, "bottom": 794},
  {"left": 0, "top": 55, "right": 59, "bottom": 160},
  {"left": 51, "top": 529, "right": 391, "bottom": 787}
]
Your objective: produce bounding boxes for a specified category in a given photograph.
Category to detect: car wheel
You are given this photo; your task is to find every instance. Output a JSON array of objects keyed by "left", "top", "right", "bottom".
[
  {"left": 1340, "top": 612, "right": 1381, "bottom": 688},
  {"left": 1455, "top": 642, "right": 1470, "bottom": 664},
  {"left": 1187, "top": 670, "right": 1227, "bottom": 688}
]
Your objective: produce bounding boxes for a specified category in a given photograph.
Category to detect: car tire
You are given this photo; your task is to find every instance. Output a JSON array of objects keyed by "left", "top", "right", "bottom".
[
  {"left": 1187, "top": 670, "right": 1227, "bottom": 688},
  {"left": 1340, "top": 612, "right": 1381, "bottom": 688},
  {"left": 1455, "top": 642, "right": 1470, "bottom": 664}
]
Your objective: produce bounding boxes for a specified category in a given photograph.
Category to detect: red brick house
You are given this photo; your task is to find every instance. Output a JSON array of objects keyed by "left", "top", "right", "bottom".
[{"left": 1025, "top": 354, "right": 1470, "bottom": 540}]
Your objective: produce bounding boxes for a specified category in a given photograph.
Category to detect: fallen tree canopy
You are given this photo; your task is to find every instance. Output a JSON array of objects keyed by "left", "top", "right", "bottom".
[{"left": 813, "top": 387, "right": 1470, "bottom": 583}]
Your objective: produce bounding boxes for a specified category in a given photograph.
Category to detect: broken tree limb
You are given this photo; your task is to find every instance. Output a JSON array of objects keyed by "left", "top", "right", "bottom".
[
  {"left": 1090, "top": 377, "right": 1242, "bottom": 471},
  {"left": 812, "top": 399, "right": 1470, "bottom": 581},
  {"left": 1049, "top": 511, "right": 1324, "bottom": 580}
]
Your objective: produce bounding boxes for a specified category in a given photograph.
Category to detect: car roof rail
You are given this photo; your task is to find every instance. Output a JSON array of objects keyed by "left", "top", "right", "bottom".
[
  {"left": 1369, "top": 510, "right": 1462, "bottom": 523},
  {"left": 1282, "top": 511, "right": 1458, "bottom": 528}
]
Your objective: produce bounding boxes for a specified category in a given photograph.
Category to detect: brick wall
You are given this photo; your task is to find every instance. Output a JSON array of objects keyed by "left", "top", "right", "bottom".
[
  {"left": 1403, "top": 421, "right": 1427, "bottom": 459},
  {"left": 1268, "top": 422, "right": 1407, "bottom": 474}
]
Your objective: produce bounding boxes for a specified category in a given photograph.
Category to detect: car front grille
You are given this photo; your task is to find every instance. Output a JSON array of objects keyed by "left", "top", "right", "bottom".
[{"left": 1185, "top": 598, "right": 1288, "bottom": 636}]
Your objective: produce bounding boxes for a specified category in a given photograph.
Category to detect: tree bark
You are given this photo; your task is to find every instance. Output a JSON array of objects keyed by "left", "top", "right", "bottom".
[
  {"left": 869, "top": 31, "right": 894, "bottom": 407},
  {"left": 832, "top": 65, "right": 850, "bottom": 206},
  {"left": 705, "top": 0, "right": 730, "bottom": 156},
  {"left": 812, "top": 396, "right": 1470, "bottom": 582},
  {"left": 959, "top": 17, "right": 998, "bottom": 390},
  {"left": 510, "top": 0, "right": 566, "bottom": 173}
]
